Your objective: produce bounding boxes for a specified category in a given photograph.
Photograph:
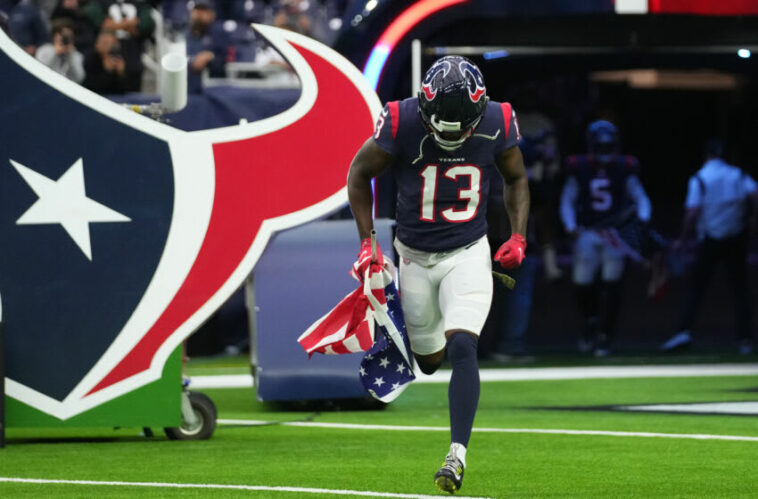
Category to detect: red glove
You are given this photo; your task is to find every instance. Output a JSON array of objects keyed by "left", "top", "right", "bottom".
[
  {"left": 352, "top": 237, "right": 384, "bottom": 281},
  {"left": 494, "top": 234, "right": 526, "bottom": 269}
]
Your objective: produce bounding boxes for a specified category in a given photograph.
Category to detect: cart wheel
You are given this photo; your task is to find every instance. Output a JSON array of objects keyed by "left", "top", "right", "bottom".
[{"left": 164, "top": 391, "right": 217, "bottom": 440}]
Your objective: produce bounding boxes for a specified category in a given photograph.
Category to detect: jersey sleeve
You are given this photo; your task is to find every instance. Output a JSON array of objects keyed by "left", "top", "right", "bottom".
[
  {"left": 495, "top": 102, "right": 521, "bottom": 155},
  {"left": 372, "top": 101, "right": 400, "bottom": 156}
]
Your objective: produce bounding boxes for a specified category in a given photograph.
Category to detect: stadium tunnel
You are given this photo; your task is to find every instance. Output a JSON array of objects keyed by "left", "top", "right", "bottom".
[{"left": 327, "top": 0, "right": 758, "bottom": 351}]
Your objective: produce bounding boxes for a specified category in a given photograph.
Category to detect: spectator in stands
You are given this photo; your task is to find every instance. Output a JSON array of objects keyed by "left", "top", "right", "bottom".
[
  {"left": 273, "top": 0, "right": 311, "bottom": 37},
  {"left": 82, "top": 29, "right": 126, "bottom": 93},
  {"left": 8, "top": 0, "right": 49, "bottom": 56},
  {"left": 661, "top": 139, "right": 758, "bottom": 355},
  {"left": 83, "top": 0, "right": 154, "bottom": 92},
  {"left": 35, "top": 18, "right": 85, "bottom": 82},
  {"left": 50, "top": 0, "right": 97, "bottom": 56},
  {"left": 185, "top": 0, "right": 227, "bottom": 94},
  {"left": 1, "top": 10, "right": 10, "bottom": 37}
]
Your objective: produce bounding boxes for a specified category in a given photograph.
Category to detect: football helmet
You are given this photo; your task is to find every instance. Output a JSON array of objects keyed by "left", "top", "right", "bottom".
[
  {"left": 587, "top": 120, "right": 619, "bottom": 163},
  {"left": 418, "top": 56, "right": 488, "bottom": 151}
]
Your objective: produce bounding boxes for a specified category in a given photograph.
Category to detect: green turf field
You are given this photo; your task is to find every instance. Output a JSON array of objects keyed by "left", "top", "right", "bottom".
[{"left": 2, "top": 359, "right": 758, "bottom": 498}]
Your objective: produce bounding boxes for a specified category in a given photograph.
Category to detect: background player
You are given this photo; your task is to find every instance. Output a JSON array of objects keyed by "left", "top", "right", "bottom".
[
  {"left": 661, "top": 138, "right": 758, "bottom": 354},
  {"left": 347, "top": 56, "right": 529, "bottom": 494},
  {"left": 560, "top": 120, "right": 651, "bottom": 356}
]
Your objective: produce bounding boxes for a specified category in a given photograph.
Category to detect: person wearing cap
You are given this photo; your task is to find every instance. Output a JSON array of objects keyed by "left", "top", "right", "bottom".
[
  {"left": 185, "top": 0, "right": 228, "bottom": 94},
  {"left": 661, "top": 139, "right": 758, "bottom": 355}
]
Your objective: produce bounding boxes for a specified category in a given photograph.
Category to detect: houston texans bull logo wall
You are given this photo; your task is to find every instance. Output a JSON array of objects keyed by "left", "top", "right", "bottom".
[{"left": 0, "top": 25, "right": 381, "bottom": 420}]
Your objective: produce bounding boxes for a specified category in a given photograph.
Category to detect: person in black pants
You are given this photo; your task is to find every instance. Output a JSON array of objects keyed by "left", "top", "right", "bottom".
[{"left": 661, "top": 139, "right": 758, "bottom": 354}]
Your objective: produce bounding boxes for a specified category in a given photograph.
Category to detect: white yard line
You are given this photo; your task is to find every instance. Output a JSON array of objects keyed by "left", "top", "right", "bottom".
[
  {"left": 217, "top": 419, "right": 758, "bottom": 443},
  {"left": 190, "top": 363, "right": 758, "bottom": 389},
  {"left": 0, "top": 477, "right": 490, "bottom": 499}
]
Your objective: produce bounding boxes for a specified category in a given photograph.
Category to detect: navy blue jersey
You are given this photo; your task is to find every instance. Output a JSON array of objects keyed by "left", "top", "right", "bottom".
[
  {"left": 565, "top": 154, "right": 640, "bottom": 227},
  {"left": 373, "top": 97, "right": 520, "bottom": 252}
]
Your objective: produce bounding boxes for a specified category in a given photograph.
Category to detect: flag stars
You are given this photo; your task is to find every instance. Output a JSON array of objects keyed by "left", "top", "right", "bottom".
[
  {"left": 392, "top": 382, "right": 400, "bottom": 391},
  {"left": 373, "top": 377, "right": 385, "bottom": 387},
  {"left": 359, "top": 367, "right": 367, "bottom": 376},
  {"left": 396, "top": 363, "right": 406, "bottom": 374},
  {"left": 365, "top": 354, "right": 374, "bottom": 360},
  {"left": 379, "top": 357, "right": 390, "bottom": 368},
  {"left": 387, "top": 293, "right": 395, "bottom": 301}
]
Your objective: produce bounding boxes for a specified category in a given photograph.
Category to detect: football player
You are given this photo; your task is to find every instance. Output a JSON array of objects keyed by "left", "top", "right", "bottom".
[
  {"left": 347, "top": 56, "right": 529, "bottom": 494},
  {"left": 560, "top": 120, "right": 651, "bottom": 356}
]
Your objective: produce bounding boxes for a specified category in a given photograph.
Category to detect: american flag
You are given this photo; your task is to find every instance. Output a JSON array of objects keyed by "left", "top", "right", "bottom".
[{"left": 297, "top": 261, "right": 415, "bottom": 402}]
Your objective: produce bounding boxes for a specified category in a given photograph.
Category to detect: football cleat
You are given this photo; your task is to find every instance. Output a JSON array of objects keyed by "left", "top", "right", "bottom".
[
  {"left": 661, "top": 331, "right": 692, "bottom": 352},
  {"left": 434, "top": 452, "right": 465, "bottom": 494},
  {"left": 738, "top": 340, "right": 754, "bottom": 356}
]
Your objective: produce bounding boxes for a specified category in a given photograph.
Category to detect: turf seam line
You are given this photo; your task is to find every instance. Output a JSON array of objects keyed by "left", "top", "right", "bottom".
[
  {"left": 0, "top": 477, "right": 491, "bottom": 499},
  {"left": 216, "top": 419, "right": 758, "bottom": 442}
]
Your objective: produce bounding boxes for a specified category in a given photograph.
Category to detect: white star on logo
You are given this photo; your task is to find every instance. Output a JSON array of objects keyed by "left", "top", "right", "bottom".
[
  {"left": 379, "top": 357, "right": 390, "bottom": 368},
  {"left": 396, "top": 363, "right": 405, "bottom": 374},
  {"left": 359, "top": 367, "right": 367, "bottom": 376},
  {"left": 11, "top": 158, "right": 130, "bottom": 260},
  {"left": 373, "top": 377, "right": 385, "bottom": 387}
]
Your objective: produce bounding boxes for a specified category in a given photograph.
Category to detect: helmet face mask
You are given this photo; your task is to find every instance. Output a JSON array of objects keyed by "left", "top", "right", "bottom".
[
  {"left": 418, "top": 56, "right": 488, "bottom": 151},
  {"left": 587, "top": 120, "right": 619, "bottom": 163}
]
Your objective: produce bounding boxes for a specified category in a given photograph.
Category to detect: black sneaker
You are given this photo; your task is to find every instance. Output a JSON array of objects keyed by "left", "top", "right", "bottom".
[{"left": 434, "top": 453, "right": 464, "bottom": 494}]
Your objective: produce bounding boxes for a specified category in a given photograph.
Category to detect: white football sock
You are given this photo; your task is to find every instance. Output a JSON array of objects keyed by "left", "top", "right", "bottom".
[{"left": 450, "top": 442, "right": 467, "bottom": 468}]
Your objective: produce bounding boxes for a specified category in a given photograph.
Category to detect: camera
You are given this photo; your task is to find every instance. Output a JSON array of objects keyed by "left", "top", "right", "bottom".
[{"left": 60, "top": 33, "right": 72, "bottom": 46}]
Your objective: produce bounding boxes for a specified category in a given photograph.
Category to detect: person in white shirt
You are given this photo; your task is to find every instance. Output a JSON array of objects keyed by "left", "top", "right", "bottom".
[{"left": 661, "top": 139, "right": 758, "bottom": 354}]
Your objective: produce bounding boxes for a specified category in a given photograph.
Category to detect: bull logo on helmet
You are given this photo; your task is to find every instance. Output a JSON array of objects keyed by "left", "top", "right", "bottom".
[
  {"left": 420, "top": 59, "right": 451, "bottom": 101},
  {"left": 459, "top": 61, "right": 486, "bottom": 103}
]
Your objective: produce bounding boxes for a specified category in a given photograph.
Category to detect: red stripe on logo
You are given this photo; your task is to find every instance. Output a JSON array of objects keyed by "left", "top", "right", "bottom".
[{"left": 88, "top": 42, "right": 375, "bottom": 396}]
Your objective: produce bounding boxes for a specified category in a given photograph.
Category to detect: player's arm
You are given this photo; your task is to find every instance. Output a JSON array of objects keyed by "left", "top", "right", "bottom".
[
  {"left": 677, "top": 176, "right": 703, "bottom": 242},
  {"left": 495, "top": 145, "right": 530, "bottom": 237},
  {"left": 492, "top": 146, "right": 530, "bottom": 269},
  {"left": 626, "top": 175, "right": 651, "bottom": 223},
  {"left": 347, "top": 138, "right": 393, "bottom": 239},
  {"left": 559, "top": 175, "right": 579, "bottom": 237}
]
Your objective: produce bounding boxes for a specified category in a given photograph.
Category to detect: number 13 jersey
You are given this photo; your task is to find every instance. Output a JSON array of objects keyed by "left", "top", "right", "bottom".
[{"left": 373, "top": 97, "right": 520, "bottom": 252}]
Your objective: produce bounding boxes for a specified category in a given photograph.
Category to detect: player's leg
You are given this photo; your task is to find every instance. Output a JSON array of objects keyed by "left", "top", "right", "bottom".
[
  {"left": 434, "top": 237, "right": 493, "bottom": 494},
  {"left": 573, "top": 230, "right": 602, "bottom": 352},
  {"left": 724, "top": 233, "right": 751, "bottom": 353},
  {"left": 663, "top": 238, "right": 717, "bottom": 351},
  {"left": 597, "top": 242, "right": 625, "bottom": 356},
  {"left": 397, "top": 257, "right": 446, "bottom": 374}
]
